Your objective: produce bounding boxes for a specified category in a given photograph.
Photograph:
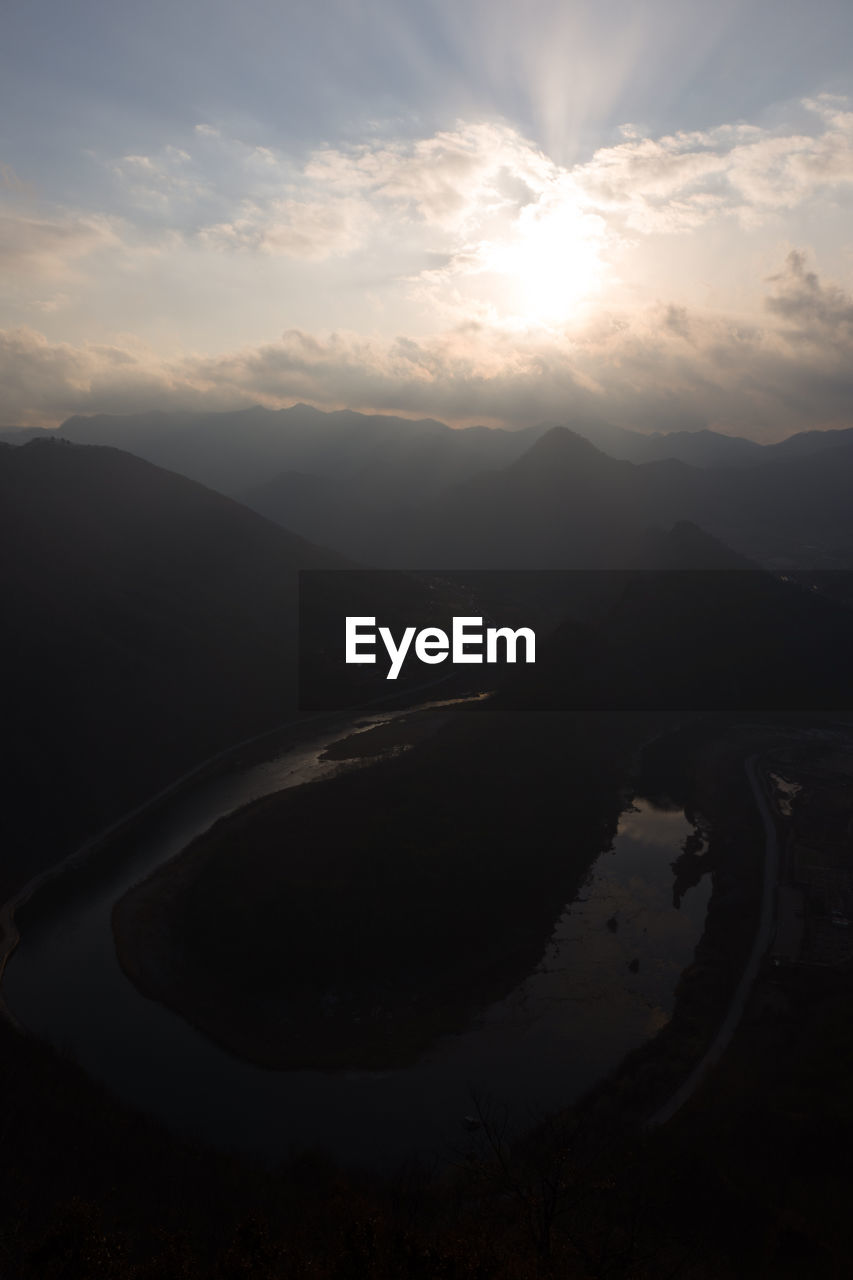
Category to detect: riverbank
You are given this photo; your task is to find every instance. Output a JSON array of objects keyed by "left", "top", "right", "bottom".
[{"left": 644, "top": 753, "right": 779, "bottom": 1127}]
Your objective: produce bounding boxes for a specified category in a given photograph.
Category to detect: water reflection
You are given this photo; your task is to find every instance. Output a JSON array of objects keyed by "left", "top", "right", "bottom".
[{"left": 437, "top": 800, "right": 709, "bottom": 1086}]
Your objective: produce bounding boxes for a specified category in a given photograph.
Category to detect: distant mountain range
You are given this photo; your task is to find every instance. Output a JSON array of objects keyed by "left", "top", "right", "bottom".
[
  {"left": 4, "top": 403, "right": 853, "bottom": 477},
  {"left": 4, "top": 405, "right": 852, "bottom": 567},
  {"left": 393, "top": 425, "right": 853, "bottom": 570}
]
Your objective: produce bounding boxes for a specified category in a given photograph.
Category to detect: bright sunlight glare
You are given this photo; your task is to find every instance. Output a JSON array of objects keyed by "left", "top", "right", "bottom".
[{"left": 473, "top": 194, "right": 610, "bottom": 327}]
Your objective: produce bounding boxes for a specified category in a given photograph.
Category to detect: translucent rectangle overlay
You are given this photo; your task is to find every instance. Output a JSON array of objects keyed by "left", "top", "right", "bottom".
[{"left": 297, "top": 569, "right": 853, "bottom": 714}]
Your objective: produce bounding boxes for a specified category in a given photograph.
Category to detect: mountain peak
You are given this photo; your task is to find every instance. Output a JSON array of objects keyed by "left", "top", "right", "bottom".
[
  {"left": 524, "top": 424, "right": 606, "bottom": 456},
  {"left": 510, "top": 425, "right": 621, "bottom": 477}
]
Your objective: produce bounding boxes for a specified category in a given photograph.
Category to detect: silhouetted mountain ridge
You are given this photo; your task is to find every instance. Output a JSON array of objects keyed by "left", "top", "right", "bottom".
[
  {"left": 393, "top": 424, "right": 853, "bottom": 569},
  {"left": 11, "top": 407, "right": 853, "bottom": 568}
]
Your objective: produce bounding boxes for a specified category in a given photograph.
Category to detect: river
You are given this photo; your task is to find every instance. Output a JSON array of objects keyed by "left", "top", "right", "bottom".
[{"left": 3, "top": 702, "right": 710, "bottom": 1171}]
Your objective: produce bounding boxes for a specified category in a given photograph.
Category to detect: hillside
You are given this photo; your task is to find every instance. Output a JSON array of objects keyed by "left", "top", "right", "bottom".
[
  {"left": 0, "top": 439, "right": 343, "bottom": 898},
  {"left": 393, "top": 426, "right": 853, "bottom": 570}
]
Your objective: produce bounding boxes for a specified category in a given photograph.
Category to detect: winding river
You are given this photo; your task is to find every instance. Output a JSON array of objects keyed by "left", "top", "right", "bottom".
[{"left": 3, "top": 703, "right": 710, "bottom": 1171}]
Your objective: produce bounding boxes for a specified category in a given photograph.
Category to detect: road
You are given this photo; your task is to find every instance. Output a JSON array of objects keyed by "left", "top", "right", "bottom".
[{"left": 646, "top": 752, "right": 780, "bottom": 1128}]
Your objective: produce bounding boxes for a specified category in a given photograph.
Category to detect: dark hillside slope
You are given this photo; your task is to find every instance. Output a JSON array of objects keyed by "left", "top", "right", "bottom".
[{"left": 0, "top": 439, "right": 342, "bottom": 898}]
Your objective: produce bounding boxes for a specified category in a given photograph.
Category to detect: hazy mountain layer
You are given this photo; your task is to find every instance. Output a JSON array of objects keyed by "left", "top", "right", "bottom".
[
  {"left": 31, "top": 406, "right": 853, "bottom": 567},
  {"left": 49, "top": 403, "right": 853, "bottom": 490},
  {"left": 392, "top": 426, "right": 853, "bottom": 569}
]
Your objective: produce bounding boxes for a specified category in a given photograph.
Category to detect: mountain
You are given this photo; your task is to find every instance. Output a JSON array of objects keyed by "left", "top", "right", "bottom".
[
  {"left": 553, "top": 419, "right": 853, "bottom": 468},
  {"left": 22, "top": 403, "right": 853, "bottom": 494},
  {"left": 59, "top": 405, "right": 545, "bottom": 505},
  {"left": 557, "top": 417, "right": 763, "bottom": 467},
  {"left": 44, "top": 406, "right": 853, "bottom": 566},
  {"left": 0, "top": 426, "right": 55, "bottom": 445},
  {"left": 611, "top": 427, "right": 764, "bottom": 467},
  {"left": 33, "top": 405, "right": 853, "bottom": 569},
  {"left": 390, "top": 427, "right": 639, "bottom": 568},
  {"left": 0, "top": 438, "right": 343, "bottom": 899},
  {"left": 55, "top": 405, "right": 549, "bottom": 560},
  {"left": 695, "top": 435, "right": 853, "bottom": 567},
  {"left": 60, "top": 404, "right": 768, "bottom": 503},
  {"left": 767, "top": 425, "right": 853, "bottom": 459},
  {"left": 390, "top": 425, "right": 853, "bottom": 570},
  {"left": 390, "top": 426, "right": 700, "bottom": 568}
]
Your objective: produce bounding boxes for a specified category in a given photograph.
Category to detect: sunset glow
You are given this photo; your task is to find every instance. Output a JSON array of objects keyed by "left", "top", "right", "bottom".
[{"left": 2, "top": 1, "right": 853, "bottom": 439}]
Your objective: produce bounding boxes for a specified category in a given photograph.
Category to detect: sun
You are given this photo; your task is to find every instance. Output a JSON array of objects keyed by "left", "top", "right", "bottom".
[{"left": 477, "top": 197, "right": 609, "bottom": 328}]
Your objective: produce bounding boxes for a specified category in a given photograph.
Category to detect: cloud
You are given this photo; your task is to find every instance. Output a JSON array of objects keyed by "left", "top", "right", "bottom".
[
  {"left": 111, "top": 148, "right": 212, "bottom": 217},
  {"left": 0, "top": 211, "right": 120, "bottom": 280},
  {"left": 6, "top": 101, "right": 853, "bottom": 436},
  {"left": 0, "top": 328, "right": 227, "bottom": 425},
  {"left": 178, "top": 103, "right": 853, "bottom": 319},
  {"left": 0, "top": 163, "right": 36, "bottom": 198},
  {"left": 55, "top": 101, "right": 853, "bottom": 333},
  {"left": 4, "top": 253, "right": 853, "bottom": 438},
  {"left": 571, "top": 96, "right": 853, "bottom": 232},
  {"left": 766, "top": 249, "right": 853, "bottom": 346},
  {"left": 199, "top": 196, "right": 374, "bottom": 260},
  {"left": 304, "top": 122, "right": 555, "bottom": 231}
]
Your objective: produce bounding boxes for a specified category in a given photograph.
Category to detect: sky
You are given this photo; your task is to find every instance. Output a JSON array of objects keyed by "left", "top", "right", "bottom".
[{"left": 3, "top": 0, "right": 853, "bottom": 438}]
